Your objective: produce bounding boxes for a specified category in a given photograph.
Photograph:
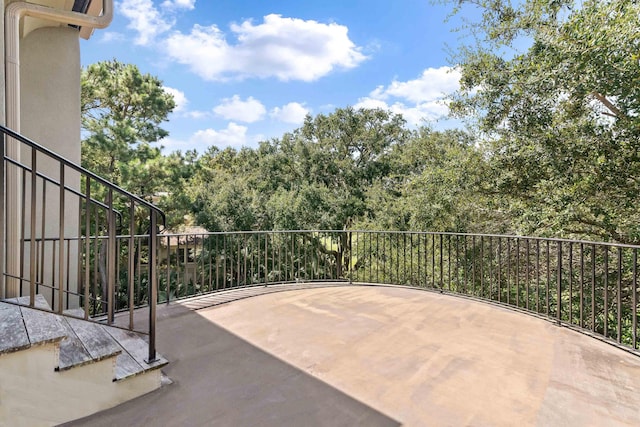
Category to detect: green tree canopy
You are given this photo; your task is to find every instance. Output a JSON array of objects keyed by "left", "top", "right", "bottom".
[
  {"left": 81, "top": 59, "right": 175, "bottom": 200},
  {"left": 187, "top": 108, "right": 411, "bottom": 232},
  {"left": 278, "top": 107, "right": 411, "bottom": 230},
  {"left": 365, "top": 128, "right": 502, "bottom": 233},
  {"left": 446, "top": 0, "right": 640, "bottom": 242}
]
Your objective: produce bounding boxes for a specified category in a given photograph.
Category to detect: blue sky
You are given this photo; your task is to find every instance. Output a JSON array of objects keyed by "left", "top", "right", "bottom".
[{"left": 81, "top": 0, "right": 473, "bottom": 153}]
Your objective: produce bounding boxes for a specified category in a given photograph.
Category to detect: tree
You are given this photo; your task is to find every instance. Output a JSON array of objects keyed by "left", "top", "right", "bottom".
[
  {"left": 189, "top": 147, "right": 262, "bottom": 232},
  {"left": 267, "top": 107, "right": 411, "bottom": 274},
  {"left": 155, "top": 149, "right": 200, "bottom": 229},
  {"left": 81, "top": 60, "right": 176, "bottom": 305},
  {"left": 445, "top": 0, "right": 640, "bottom": 242},
  {"left": 183, "top": 108, "right": 410, "bottom": 276},
  {"left": 81, "top": 59, "right": 175, "bottom": 201},
  {"left": 364, "top": 127, "right": 504, "bottom": 233},
  {"left": 285, "top": 107, "right": 410, "bottom": 230}
]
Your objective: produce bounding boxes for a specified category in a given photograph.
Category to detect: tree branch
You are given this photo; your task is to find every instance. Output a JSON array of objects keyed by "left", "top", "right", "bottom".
[{"left": 591, "top": 92, "right": 624, "bottom": 119}]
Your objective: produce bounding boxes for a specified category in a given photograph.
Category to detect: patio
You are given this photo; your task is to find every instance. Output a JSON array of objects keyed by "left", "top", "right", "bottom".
[{"left": 66, "top": 284, "right": 640, "bottom": 426}]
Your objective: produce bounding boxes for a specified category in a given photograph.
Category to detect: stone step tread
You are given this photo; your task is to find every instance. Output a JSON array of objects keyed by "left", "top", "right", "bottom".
[
  {"left": 64, "top": 309, "right": 121, "bottom": 360},
  {"left": 14, "top": 294, "right": 52, "bottom": 310},
  {"left": 64, "top": 309, "right": 167, "bottom": 380},
  {"left": 1, "top": 295, "right": 68, "bottom": 354},
  {"left": 1, "top": 294, "right": 70, "bottom": 350},
  {"left": 21, "top": 305, "right": 68, "bottom": 347},
  {"left": 102, "top": 326, "right": 168, "bottom": 379},
  {"left": 0, "top": 303, "right": 30, "bottom": 354},
  {"left": 57, "top": 316, "right": 94, "bottom": 370},
  {"left": 113, "top": 349, "right": 148, "bottom": 380}
]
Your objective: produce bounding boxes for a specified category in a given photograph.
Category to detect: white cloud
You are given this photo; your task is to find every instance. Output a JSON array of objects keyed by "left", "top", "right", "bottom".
[
  {"left": 355, "top": 67, "right": 461, "bottom": 126},
  {"left": 270, "top": 102, "right": 309, "bottom": 124},
  {"left": 192, "top": 122, "right": 248, "bottom": 148},
  {"left": 100, "top": 31, "right": 125, "bottom": 42},
  {"left": 119, "top": 0, "right": 173, "bottom": 46},
  {"left": 185, "top": 110, "right": 211, "bottom": 119},
  {"left": 319, "top": 103, "right": 337, "bottom": 112},
  {"left": 163, "top": 86, "right": 188, "bottom": 112},
  {"left": 213, "top": 95, "right": 266, "bottom": 123},
  {"left": 354, "top": 98, "right": 451, "bottom": 126},
  {"left": 353, "top": 98, "right": 388, "bottom": 110},
  {"left": 161, "top": 0, "right": 196, "bottom": 10},
  {"left": 165, "top": 14, "right": 367, "bottom": 81},
  {"left": 373, "top": 67, "right": 461, "bottom": 103}
]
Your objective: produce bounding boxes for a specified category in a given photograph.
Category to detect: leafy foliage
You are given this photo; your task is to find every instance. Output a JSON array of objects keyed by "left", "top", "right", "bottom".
[
  {"left": 189, "top": 108, "right": 413, "bottom": 232},
  {"left": 81, "top": 59, "right": 175, "bottom": 202},
  {"left": 446, "top": 0, "right": 640, "bottom": 242}
]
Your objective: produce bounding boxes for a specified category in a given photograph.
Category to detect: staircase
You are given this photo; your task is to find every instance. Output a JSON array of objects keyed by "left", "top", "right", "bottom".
[
  {"left": 0, "top": 126, "right": 167, "bottom": 425},
  {"left": 0, "top": 295, "right": 167, "bottom": 426}
]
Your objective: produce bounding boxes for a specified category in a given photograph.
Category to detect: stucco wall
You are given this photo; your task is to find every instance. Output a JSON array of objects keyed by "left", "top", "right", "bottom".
[
  {"left": 0, "top": 1, "right": 5, "bottom": 125},
  {"left": 21, "top": 25, "right": 80, "bottom": 163},
  {"left": 19, "top": 26, "right": 81, "bottom": 305}
]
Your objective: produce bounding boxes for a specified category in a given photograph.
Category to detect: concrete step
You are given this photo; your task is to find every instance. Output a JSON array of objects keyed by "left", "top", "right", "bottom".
[
  {"left": 1, "top": 296, "right": 167, "bottom": 380},
  {"left": 58, "top": 314, "right": 117, "bottom": 371},
  {"left": 101, "top": 326, "right": 168, "bottom": 380},
  {"left": 1, "top": 295, "right": 168, "bottom": 425},
  {"left": 0, "top": 302, "right": 33, "bottom": 354},
  {"left": 64, "top": 308, "right": 167, "bottom": 380},
  {"left": 5, "top": 296, "right": 118, "bottom": 371}
]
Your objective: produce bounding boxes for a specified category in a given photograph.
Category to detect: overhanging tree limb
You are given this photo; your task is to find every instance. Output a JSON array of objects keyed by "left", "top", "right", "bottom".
[{"left": 591, "top": 92, "right": 623, "bottom": 119}]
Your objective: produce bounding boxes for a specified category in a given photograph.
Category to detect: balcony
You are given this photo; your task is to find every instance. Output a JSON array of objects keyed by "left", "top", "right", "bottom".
[{"left": 68, "top": 230, "right": 640, "bottom": 426}]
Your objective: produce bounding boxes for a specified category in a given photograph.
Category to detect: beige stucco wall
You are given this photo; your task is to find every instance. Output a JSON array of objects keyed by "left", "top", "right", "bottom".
[
  {"left": 19, "top": 26, "right": 81, "bottom": 306},
  {"left": 0, "top": 343, "right": 161, "bottom": 426},
  {"left": 1, "top": 2, "right": 109, "bottom": 302},
  {"left": 21, "top": 26, "right": 80, "bottom": 163},
  {"left": 0, "top": 1, "right": 5, "bottom": 126}
]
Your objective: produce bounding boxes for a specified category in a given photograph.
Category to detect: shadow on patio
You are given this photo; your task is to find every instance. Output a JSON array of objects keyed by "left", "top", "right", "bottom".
[
  {"left": 66, "top": 284, "right": 640, "bottom": 426},
  {"left": 64, "top": 285, "right": 400, "bottom": 427}
]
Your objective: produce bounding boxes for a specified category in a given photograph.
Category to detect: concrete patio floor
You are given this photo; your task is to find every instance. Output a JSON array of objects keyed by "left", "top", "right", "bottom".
[{"left": 66, "top": 284, "right": 640, "bottom": 426}]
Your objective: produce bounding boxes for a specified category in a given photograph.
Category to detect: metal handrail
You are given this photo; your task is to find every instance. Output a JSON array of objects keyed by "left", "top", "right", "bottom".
[
  {"left": 5, "top": 155, "right": 125, "bottom": 225},
  {"left": 0, "top": 125, "right": 164, "bottom": 362},
  {"left": 0, "top": 124, "right": 164, "bottom": 220},
  {"left": 161, "top": 229, "right": 640, "bottom": 250}
]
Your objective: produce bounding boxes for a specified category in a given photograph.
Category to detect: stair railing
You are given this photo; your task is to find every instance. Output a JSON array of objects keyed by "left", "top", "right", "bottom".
[{"left": 0, "top": 125, "right": 164, "bottom": 363}]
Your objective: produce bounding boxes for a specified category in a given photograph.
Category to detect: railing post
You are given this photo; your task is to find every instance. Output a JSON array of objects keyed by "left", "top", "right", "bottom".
[
  {"left": 633, "top": 249, "right": 637, "bottom": 349},
  {"left": 84, "top": 178, "right": 91, "bottom": 319},
  {"left": 166, "top": 235, "right": 171, "bottom": 303},
  {"left": 28, "top": 149, "right": 36, "bottom": 306},
  {"left": 348, "top": 231, "right": 352, "bottom": 284},
  {"left": 147, "top": 210, "right": 158, "bottom": 363},
  {"left": 107, "top": 189, "right": 116, "bottom": 324},
  {"left": 128, "top": 203, "right": 135, "bottom": 330},
  {"left": 5, "top": 132, "right": 22, "bottom": 298},
  {"left": 557, "top": 241, "right": 562, "bottom": 324},
  {"left": 58, "top": 163, "right": 65, "bottom": 312}
]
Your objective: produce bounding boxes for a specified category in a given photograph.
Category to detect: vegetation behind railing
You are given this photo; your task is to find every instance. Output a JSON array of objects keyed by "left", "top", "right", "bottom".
[{"left": 144, "top": 230, "right": 639, "bottom": 354}]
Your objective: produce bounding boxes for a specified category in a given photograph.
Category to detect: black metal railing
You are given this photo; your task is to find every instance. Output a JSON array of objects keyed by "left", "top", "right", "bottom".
[
  {"left": 0, "top": 125, "right": 163, "bottom": 362},
  {"left": 157, "top": 230, "right": 640, "bottom": 354}
]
